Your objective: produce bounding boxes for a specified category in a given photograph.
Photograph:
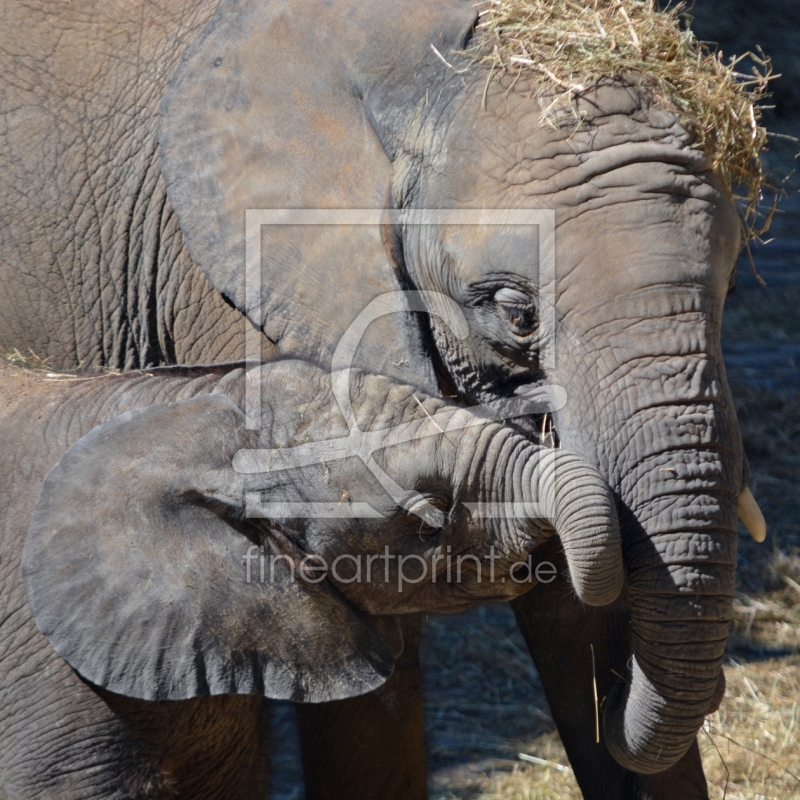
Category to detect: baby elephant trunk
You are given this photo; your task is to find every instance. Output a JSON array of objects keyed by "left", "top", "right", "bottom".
[{"left": 505, "top": 444, "right": 624, "bottom": 607}]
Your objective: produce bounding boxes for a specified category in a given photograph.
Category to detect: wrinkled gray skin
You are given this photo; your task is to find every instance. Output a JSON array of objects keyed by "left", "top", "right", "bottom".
[
  {"left": 402, "top": 82, "right": 742, "bottom": 778},
  {"left": 0, "top": 0, "right": 746, "bottom": 796},
  {"left": 1, "top": 359, "right": 621, "bottom": 797}
]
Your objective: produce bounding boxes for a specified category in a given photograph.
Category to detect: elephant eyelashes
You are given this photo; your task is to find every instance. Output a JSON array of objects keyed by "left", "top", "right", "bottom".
[
  {"left": 408, "top": 491, "right": 451, "bottom": 535},
  {"left": 493, "top": 288, "right": 538, "bottom": 337},
  {"left": 415, "top": 519, "right": 442, "bottom": 538},
  {"left": 497, "top": 304, "right": 537, "bottom": 336},
  {"left": 494, "top": 288, "right": 530, "bottom": 305},
  {"left": 500, "top": 304, "right": 537, "bottom": 336}
]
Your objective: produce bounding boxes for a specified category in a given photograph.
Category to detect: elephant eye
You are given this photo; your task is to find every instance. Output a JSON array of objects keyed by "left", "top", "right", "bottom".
[
  {"left": 494, "top": 288, "right": 537, "bottom": 336},
  {"left": 405, "top": 491, "right": 450, "bottom": 537}
]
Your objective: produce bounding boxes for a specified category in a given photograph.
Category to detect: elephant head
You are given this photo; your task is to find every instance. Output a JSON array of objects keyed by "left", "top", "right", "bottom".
[
  {"left": 23, "top": 360, "right": 622, "bottom": 704},
  {"left": 157, "top": 0, "right": 767, "bottom": 773}
]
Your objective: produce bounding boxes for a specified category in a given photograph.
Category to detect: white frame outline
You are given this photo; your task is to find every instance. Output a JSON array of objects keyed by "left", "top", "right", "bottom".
[{"left": 241, "top": 208, "right": 557, "bottom": 520}]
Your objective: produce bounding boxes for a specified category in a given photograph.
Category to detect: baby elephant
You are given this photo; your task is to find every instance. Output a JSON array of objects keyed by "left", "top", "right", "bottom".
[{"left": 1, "top": 359, "right": 621, "bottom": 799}]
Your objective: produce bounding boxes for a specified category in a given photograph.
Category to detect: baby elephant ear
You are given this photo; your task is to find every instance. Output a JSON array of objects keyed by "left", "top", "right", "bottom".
[{"left": 23, "top": 396, "right": 393, "bottom": 703}]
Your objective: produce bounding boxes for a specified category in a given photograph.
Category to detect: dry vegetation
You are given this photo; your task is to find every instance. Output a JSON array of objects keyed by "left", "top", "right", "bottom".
[
  {"left": 422, "top": 606, "right": 579, "bottom": 800},
  {"left": 466, "top": 0, "right": 775, "bottom": 239},
  {"left": 1, "top": 348, "right": 122, "bottom": 379},
  {"left": 429, "top": 656, "right": 800, "bottom": 800},
  {"left": 1, "top": 348, "right": 52, "bottom": 371},
  {"left": 702, "top": 659, "right": 800, "bottom": 799}
]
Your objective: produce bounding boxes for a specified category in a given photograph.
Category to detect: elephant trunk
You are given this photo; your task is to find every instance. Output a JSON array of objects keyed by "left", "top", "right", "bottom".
[
  {"left": 599, "top": 410, "right": 738, "bottom": 773},
  {"left": 507, "top": 445, "right": 624, "bottom": 607}
]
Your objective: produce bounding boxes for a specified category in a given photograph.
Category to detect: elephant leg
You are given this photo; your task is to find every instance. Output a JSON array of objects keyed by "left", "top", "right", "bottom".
[
  {"left": 295, "top": 614, "right": 427, "bottom": 800},
  {"left": 510, "top": 543, "right": 710, "bottom": 800},
  {"left": 638, "top": 740, "right": 709, "bottom": 799},
  {"left": 97, "top": 691, "right": 272, "bottom": 799}
]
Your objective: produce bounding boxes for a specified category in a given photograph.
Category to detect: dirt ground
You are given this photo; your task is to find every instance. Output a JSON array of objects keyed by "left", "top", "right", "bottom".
[{"left": 268, "top": 4, "right": 800, "bottom": 797}]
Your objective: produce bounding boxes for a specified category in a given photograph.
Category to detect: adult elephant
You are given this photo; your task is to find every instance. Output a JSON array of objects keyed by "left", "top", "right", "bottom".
[{"left": 0, "top": 0, "right": 767, "bottom": 797}]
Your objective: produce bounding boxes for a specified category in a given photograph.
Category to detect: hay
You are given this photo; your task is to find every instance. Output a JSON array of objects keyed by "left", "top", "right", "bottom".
[
  {"left": 702, "top": 659, "right": 800, "bottom": 799},
  {"left": 1, "top": 348, "right": 52, "bottom": 370},
  {"left": 466, "top": 0, "right": 776, "bottom": 240},
  {"left": 0, "top": 349, "right": 123, "bottom": 379}
]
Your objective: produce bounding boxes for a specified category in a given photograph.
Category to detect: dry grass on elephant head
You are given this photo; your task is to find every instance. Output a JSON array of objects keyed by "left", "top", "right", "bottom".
[{"left": 465, "top": 0, "right": 776, "bottom": 240}]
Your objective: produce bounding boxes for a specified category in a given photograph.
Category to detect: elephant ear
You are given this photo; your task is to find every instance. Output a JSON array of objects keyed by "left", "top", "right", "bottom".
[
  {"left": 158, "top": 0, "right": 477, "bottom": 384},
  {"left": 22, "top": 396, "right": 393, "bottom": 703}
]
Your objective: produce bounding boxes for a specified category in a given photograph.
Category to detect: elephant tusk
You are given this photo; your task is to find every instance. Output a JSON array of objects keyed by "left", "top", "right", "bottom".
[{"left": 738, "top": 487, "right": 766, "bottom": 543}]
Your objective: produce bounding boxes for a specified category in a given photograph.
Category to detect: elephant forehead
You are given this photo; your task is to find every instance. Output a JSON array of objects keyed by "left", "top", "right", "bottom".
[
  {"left": 426, "top": 79, "right": 734, "bottom": 226},
  {"left": 427, "top": 181, "right": 736, "bottom": 311},
  {"left": 481, "top": 77, "right": 702, "bottom": 163},
  {"left": 420, "top": 84, "right": 739, "bottom": 298},
  {"left": 439, "top": 224, "right": 541, "bottom": 285}
]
